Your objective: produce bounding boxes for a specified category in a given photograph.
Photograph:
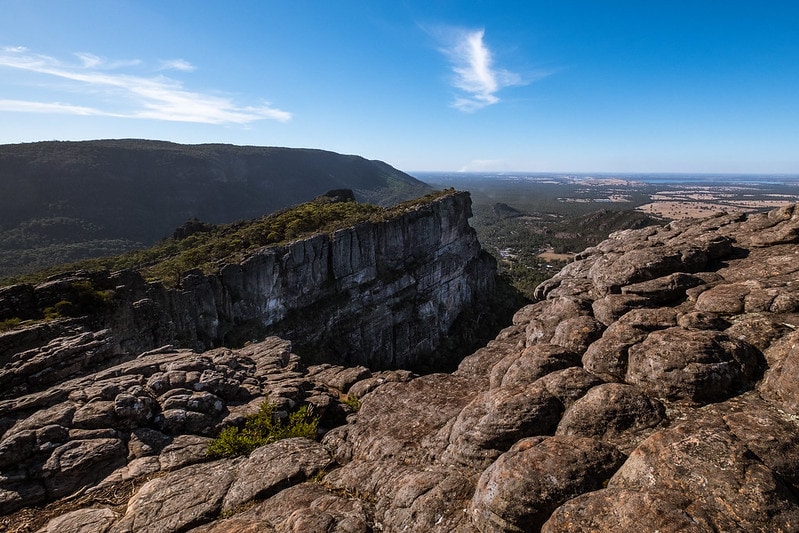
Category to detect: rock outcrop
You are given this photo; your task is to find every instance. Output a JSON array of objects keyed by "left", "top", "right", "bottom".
[
  {"left": 3, "top": 204, "right": 799, "bottom": 532},
  {"left": 0, "top": 191, "right": 496, "bottom": 400}
]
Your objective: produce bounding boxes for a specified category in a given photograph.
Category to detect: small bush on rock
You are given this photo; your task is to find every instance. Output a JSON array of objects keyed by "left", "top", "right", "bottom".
[
  {"left": 0, "top": 317, "right": 21, "bottom": 332},
  {"left": 207, "top": 401, "right": 318, "bottom": 458}
]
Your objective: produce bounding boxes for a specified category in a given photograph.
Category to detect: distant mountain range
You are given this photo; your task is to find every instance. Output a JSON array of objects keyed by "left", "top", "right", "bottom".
[{"left": 0, "top": 139, "right": 432, "bottom": 278}]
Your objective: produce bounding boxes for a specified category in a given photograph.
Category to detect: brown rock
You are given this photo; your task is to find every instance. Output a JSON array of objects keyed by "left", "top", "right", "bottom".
[
  {"left": 609, "top": 417, "right": 799, "bottom": 531},
  {"left": 469, "top": 435, "right": 625, "bottom": 532},
  {"left": 695, "top": 283, "right": 749, "bottom": 314},
  {"left": 621, "top": 272, "right": 706, "bottom": 303},
  {"left": 549, "top": 316, "right": 605, "bottom": 354},
  {"left": 626, "top": 327, "right": 762, "bottom": 403},
  {"left": 489, "top": 344, "right": 580, "bottom": 389},
  {"left": 190, "top": 483, "right": 370, "bottom": 533},
  {"left": 538, "top": 367, "right": 605, "bottom": 410},
  {"left": 556, "top": 383, "right": 665, "bottom": 453},
  {"left": 443, "top": 381, "right": 561, "bottom": 468},
  {"left": 42, "top": 438, "right": 126, "bottom": 498},
  {"left": 542, "top": 488, "right": 712, "bottom": 532},
  {"left": 222, "top": 437, "right": 334, "bottom": 513},
  {"left": 111, "top": 459, "right": 239, "bottom": 533},
  {"left": 37, "top": 507, "right": 118, "bottom": 533},
  {"left": 677, "top": 310, "right": 730, "bottom": 330},
  {"left": 581, "top": 322, "right": 648, "bottom": 380},
  {"left": 591, "top": 294, "right": 649, "bottom": 326},
  {"left": 725, "top": 315, "right": 789, "bottom": 351},
  {"left": 760, "top": 331, "right": 799, "bottom": 414}
]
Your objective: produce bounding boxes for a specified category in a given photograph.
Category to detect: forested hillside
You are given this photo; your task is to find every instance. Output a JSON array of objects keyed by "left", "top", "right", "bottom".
[{"left": 0, "top": 140, "right": 432, "bottom": 277}]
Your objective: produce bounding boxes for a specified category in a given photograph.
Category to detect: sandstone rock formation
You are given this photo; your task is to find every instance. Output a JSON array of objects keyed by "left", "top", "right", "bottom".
[
  {"left": 3, "top": 204, "right": 799, "bottom": 532},
  {"left": 0, "top": 191, "right": 495, "bottom": 402}
]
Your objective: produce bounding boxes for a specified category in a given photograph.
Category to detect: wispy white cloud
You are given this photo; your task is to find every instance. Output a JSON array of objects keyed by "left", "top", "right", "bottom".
[
  {"left": 0, "top": 47, "right": 291, "bottom": 124},
  {"left": 0, "top": 99, "right": 104, "bottom": 115},
  {"left": 159, "top": 59, "right": 196, "bottom": 72},
  {"left": 436, "top": 27, "right": 524, "bottom": 112}
]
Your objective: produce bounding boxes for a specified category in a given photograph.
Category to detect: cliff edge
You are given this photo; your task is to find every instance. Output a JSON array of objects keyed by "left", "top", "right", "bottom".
[{"left": 3, "top": 204, "right": 799, "bottom": 532}]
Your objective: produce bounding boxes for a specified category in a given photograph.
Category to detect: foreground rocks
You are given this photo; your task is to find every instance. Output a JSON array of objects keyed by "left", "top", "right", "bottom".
[{"left": 2, "top": 204, "right": 799, "bottom": 531}]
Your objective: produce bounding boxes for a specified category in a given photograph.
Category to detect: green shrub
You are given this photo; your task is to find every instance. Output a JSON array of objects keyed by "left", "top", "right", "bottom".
[
  {"left": 207, "top": 401, "right": 319, "bottom": 458},
  {"left": 343, "top": 394, "right": 361, "bottom": 412},
  {"left": 0, "top": 317, "right": 21, "bottom": 332}
]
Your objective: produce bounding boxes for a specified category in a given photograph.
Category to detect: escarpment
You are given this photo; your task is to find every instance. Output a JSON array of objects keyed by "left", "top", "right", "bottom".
[
  {"left": 4, "top": 204, "right": 799, "bottom": 532},
  {"left": 0, "top": 191, "right": 496, "bottom": 399}
]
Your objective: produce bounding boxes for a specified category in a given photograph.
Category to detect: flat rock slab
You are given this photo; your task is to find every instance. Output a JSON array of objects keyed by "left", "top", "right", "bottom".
[{"left": 222, "top": 437, "right": 334, "bottom": 512}]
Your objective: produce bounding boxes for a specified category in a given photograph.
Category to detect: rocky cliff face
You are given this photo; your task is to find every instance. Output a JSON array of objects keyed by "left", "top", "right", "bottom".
[
  {"left": 0, "top": 191, "right": 495, "bottom": 400},
  {"left": 4, "top": 204, "right": 799, "bottom": 532},
  {"left": 0, "top": 140, "right": 433, "bottom": 278}
]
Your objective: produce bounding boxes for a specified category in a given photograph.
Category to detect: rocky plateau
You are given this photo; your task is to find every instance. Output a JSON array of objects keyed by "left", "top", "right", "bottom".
[{"left": 2, "top": 201, "right": 799, "bottom": 532}]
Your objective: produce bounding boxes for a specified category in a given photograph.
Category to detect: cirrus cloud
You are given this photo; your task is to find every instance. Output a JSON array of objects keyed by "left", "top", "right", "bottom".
[
  {"left": 0, "top": 46, "right": 291, "bottom": 124},
  {"left": 436, "top": 28, "right": 524, "bottom": 112}
]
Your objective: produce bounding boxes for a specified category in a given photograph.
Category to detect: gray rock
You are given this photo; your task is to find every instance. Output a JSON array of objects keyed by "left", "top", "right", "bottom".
[
  {"left": 222, "top": 437, "right": 334, "bottom": 512},
  {"left": 37, "top": 508, "right": 117, "bottom": 533},
  {"left": 158, "top": 434, "right": 212, "bottom": 471},
  {"left": 4, "top": 201, "right": 799, "bottom": 532},
  {"left": 111, "top": 459, "right": 239, "bottom": 533},
  {"left": 72, "top": 400, "right": 118, "bottom": 429},
  {"left": 190, "top": 483, "right": 370, "bottom": 533},
  {"left": 42, "top": 438, "right": 126, "bottom": 498}
]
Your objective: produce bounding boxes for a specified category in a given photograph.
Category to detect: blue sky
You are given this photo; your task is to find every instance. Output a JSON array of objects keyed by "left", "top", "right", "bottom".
[{"left": 1, "top": 1, "right": 798, "bottom": 173}]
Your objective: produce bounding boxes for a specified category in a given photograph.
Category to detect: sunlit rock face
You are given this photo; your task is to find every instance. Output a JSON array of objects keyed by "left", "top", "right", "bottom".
[
  {"left": 5, "top": 202, "right": 799, "bottom": 532},
  {"left": 0, "top": 191, "right": 495, "bottom": 398}
]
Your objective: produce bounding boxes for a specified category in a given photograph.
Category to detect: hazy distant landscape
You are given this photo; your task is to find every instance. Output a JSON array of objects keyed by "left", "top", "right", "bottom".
[{"left": 419, "top": 172, "right": 799, "bottom": 297}]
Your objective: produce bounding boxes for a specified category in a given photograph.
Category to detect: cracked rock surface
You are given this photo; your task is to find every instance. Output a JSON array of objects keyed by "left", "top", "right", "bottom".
[{"left": 2, "top": 204, "right": 799, "bottom": 532}]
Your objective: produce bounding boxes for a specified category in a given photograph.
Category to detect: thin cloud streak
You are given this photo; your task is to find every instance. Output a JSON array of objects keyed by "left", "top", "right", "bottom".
[
  {"left": 0, "top": 47, "right": 291, "bottom": 124},
  {"left": 440, "top": 28, "right": 523, "bottom": 112},
  {"left": 159, "top": 59, "right": 196, "bottom": 72},
  {"left": 0, "top": 99, "right": 105, "bottom": 116}
]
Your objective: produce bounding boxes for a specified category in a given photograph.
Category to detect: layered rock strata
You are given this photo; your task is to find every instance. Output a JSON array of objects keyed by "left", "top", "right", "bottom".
[
  {"left": 0, "top": 191, "right": 495, "bottom": 400},
  {"left": 3, "top": 204, "right": 799, "bottom": 532}
]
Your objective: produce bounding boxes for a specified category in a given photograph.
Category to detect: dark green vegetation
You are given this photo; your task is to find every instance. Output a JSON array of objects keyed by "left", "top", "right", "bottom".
[
  {"left": 477, "top": 207, "right": 665, "bottom": 298},
  {"left": 207, "top": 401, "right": 319, "bottom": 458},
  {"left": 41, "top": 279, "right": 115, "bottom": 320},
  {"left": 2, "top": 189, "right": 455, "bottom": 288},
  {"left": 0, "top": 139, "right": 432, "bottom": 278}
]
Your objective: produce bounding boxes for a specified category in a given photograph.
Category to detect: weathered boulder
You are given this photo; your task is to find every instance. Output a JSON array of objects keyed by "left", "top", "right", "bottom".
[
  {"left": 110, "top": 459, "right": 240, "bottom": 533},
  {"left": 625, "top": 327, "right": 762, "bottom": 403},
  {"left": 609, "top": 415, "right": 799, "bottom": 531},
  {"left": 542, "top": 488, "right": 713, "bottom": 532},
  {"left": 442, "top": 381, "right": 562, "bottom": 468},
  {"left": 469, "top": 435, "right": 625, "bottom": 532},
  {"left": 221, "top": 438, "right": 334, "bottom": 513},
  {"left": 555, "top": 383, "right": 665, "bottom": 453}
]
